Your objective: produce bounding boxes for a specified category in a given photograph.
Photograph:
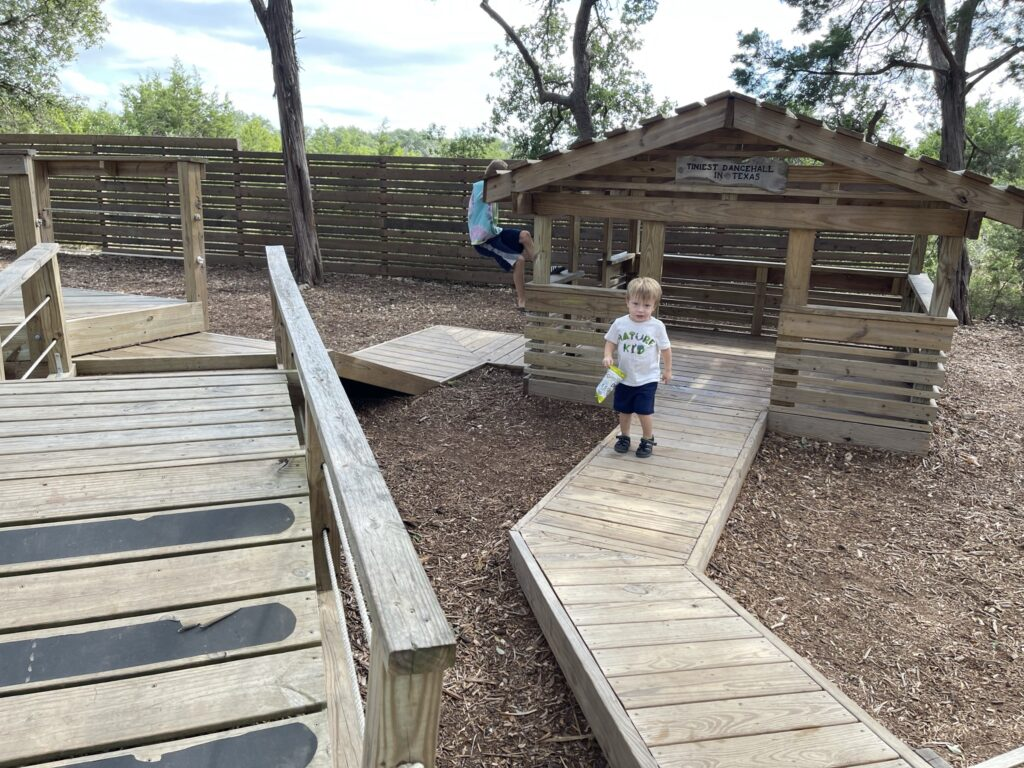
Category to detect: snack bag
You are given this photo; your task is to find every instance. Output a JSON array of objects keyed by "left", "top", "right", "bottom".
[{"left": 595, "top": 365, "right": 625, "bottom": 403}]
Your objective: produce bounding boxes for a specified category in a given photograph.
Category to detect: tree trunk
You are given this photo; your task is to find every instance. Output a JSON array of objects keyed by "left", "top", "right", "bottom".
[
  {"left": 569, "top": 0, "right": 597, "bottom": 141},
  {"left": 923, "top": 0, "right": 972, "bottom": 323},
  {"left": 252, "top": 0, "right": 323, "bottom": 285}
]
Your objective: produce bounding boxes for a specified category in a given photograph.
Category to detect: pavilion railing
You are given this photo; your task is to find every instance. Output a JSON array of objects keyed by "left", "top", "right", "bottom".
[
  {"left": 267, "top": 245, "right": 455, "bottom": 768},
  {"left": 0, "top": 242, "right": 73, "bottom": 380}
]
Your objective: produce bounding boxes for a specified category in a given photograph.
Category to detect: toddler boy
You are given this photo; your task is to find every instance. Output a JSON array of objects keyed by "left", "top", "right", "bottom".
[{"left": 602, "top": 277, "right": 672, "bottom": 458}]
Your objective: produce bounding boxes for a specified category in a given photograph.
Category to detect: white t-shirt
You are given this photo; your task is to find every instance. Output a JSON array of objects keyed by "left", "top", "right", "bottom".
[{"left": 604, "top": 315, "right": 671, "bottom": 386}]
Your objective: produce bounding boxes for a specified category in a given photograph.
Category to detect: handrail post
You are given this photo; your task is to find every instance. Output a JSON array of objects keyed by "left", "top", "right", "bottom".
[
  {"left": 5, "top": 150, "right": 41, "bottom": 256},
  {"left": 22, "top": 256, "right": 73, "bottom": 378},
  {"left": 363, "top": 633, "right": 446, "bottom": 768},
  {"left": 178, "top": 160, "right": 209, "bottom": 329}
]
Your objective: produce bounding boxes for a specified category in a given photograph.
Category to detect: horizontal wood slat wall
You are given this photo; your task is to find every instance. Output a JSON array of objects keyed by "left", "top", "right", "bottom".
[
  {"left": 768, "top": 305, "right": 957, "bottom": 454},
  {"left": 0, "top": 135, "right": 912, "bottom": 295}
]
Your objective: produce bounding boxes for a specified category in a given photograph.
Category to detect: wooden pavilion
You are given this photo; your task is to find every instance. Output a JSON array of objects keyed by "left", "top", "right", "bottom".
[{"left": 485, "top": 91, "right": 1024, "bottom": 454}]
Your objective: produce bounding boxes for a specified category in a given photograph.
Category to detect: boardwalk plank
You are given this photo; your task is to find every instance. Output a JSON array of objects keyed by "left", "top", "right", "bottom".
[
  {"left": 35, "top": 714, "right": 333, "bottom": 768},
  {"left": 0, "top": 649, "right": 325, "bottom": 767},
  {"left": 595, "top": 637, "right": 786, "bottom": 678},
  {"left": 652, "top": 723, "right": 898, "bottom": 768},
  {"left": 629, "top": 691, "right": 855, "bottom": 747},
  {"left": 0, "top": 540, "right": 315, "bottom": 631},
  {"left": 611, "top": 661, "right": 818, "bottom": 708}
]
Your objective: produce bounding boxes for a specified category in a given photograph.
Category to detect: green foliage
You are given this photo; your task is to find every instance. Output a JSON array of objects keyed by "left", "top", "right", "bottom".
[
  {"left": 731, "top": 1, "right": 1023, "bottom": 137},
  {"left": 0, "top": 0, "right": 107, "bottom": 121},
  {"left": 305, "top": 121, "right": 506, "bottom": 158},
  {"left": 968, "top": 223, "right": 1024, "bottom": 320},
  {"left": 488, "top": 0, "right": 666, "bottom": 156},
  {"left": 120, "top": 59, "right": 237, "bottom": 138},
  {"left": 917, "top": 99, "right": 1024, "bottom": 320}
]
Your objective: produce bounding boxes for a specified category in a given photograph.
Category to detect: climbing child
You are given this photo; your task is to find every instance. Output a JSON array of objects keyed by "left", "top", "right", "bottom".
[
  {"left": 602, "top": 277, "right": 672, "bottom": 458},
  {"left": 467, "top": 159, "right": 539, "bottom": 311}
]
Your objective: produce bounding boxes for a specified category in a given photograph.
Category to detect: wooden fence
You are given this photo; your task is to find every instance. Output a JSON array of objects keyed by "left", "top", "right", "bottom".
[{"left": 0, "top": 134, "right": 913, "bottom": 293}]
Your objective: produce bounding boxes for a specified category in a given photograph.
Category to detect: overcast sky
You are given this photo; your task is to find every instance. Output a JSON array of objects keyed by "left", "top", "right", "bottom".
[{"left": 60, "top": 0, "right": 1015, "bottom": 139}]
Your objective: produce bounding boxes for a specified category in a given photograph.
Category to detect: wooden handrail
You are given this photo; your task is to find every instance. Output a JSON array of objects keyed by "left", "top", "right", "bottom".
[
  {"left": 907, "top": 273, "right": 957, "bottom": 320},
  {"left": 266, "top": 245, "right": 454, "bottom": 767},
  {"left": 0, "top": 243, "right": 59, "bottom": 301}
]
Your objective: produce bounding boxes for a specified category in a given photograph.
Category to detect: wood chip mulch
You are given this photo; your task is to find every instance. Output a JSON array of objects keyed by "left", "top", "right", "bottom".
[{"left": 10, "top": 251, "right": 1023, "bottom": 767}]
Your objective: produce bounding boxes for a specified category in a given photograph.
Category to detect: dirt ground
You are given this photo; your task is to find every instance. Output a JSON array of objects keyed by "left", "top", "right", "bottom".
[{"left": 12, "top": 251, "right": 1023, "bottom": 766}]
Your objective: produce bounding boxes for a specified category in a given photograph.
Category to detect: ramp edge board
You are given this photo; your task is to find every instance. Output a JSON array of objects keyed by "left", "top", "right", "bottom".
[{"left": 510, "top": 531, "right": 658, "bottom": 768}]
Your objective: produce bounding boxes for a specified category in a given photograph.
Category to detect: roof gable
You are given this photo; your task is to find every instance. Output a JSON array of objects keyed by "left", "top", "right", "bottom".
[{"left": 486, "top": 92, "right": 1024, "bottom": 229}]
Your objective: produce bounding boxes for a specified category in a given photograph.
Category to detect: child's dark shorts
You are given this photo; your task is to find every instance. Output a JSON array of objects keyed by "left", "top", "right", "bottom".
[
  {"left": 473, "top": 228, "right": 524, "bottom": 272},
  {"left": 613, "top": 381, "right": 657, "bottom": 415}
]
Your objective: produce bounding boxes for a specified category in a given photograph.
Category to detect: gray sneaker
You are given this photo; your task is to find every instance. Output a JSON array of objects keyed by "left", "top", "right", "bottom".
[{"left": 636, "top": 437, "right": 656, "bottom": 458}]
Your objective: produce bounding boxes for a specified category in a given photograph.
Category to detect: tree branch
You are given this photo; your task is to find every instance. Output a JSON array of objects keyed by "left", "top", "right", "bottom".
[
  {"left": 965, "top": 44, "right": 1024, "bottom": 92},
  {"left": 917, "top": 1, "right": 962, "bottom": 74},
  {"left": 792, "top": 58, "right": 937, "bottom": 78},
  {"left": 480, "top": 0, "right": 572, "bottom": 108},
  {"left": 250, "top": 0, "right": 268, "bottom": 34}
]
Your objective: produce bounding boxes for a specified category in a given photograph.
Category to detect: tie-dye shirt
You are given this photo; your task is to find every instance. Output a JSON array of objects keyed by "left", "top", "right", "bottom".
[{"left": 467, "top": 180, "right": 502, "bottom": 245}]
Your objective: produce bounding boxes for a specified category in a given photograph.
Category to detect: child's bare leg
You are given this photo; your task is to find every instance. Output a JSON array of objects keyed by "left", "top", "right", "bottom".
[
  {"left": 638, "top": 414, "right": 654, "bottom": 440},
  {"left": 513, "top": 256, "right": 527, "bottom": 308},
  {"left": 519, "top": 230, "right": 537, "bottom": 260},
  {"left": 618, "top": 412, "right": 632, "bottom": 436}
]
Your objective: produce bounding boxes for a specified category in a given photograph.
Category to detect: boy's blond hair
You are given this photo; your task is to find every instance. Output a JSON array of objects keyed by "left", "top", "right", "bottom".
[
  {"left": 484, "top": 159, "right": 508, "bottom": 176},
  {"left": 627, "top": 276, "right": 662, "bottom": 304}
]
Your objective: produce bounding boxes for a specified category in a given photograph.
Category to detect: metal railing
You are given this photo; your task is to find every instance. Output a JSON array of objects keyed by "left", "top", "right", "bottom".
[
  {"left": 266, "top": 244, "right": 455, "bottom": 768},
  {"left": 0, "top": 242, "right": 73, "bottom": 381}
]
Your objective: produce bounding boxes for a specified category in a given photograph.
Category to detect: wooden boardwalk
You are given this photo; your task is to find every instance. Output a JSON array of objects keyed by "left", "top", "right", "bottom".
[
  {"left": 332, "top": 324, "right": 524, "bottom": 394},
  {"left": 511, "top": 331, "right": 930, "bottom": 768},
  {"left": 0, "top": 368, "right": 341, "bottom": 766}
]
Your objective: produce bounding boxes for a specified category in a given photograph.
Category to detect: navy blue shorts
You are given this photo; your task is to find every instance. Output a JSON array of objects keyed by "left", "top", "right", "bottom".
[
  {"left": 614, "top": 381, "right": 658, "bottom": 415},
  {"left": 473, "top": 228, "right": 524, "bottom": 272}
]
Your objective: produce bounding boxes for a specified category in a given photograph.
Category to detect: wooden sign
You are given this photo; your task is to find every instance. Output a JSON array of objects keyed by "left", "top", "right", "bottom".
[{"left": 676, "top": 156, "right": 788, "bottom": 192}]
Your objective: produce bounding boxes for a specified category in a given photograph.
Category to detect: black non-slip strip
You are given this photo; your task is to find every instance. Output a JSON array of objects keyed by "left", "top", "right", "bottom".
[
  {"left": 76, "top": 721, "right": 319, "bottom": 768},
  {"left": 0, "top": 603, "right": 297, "bottom": 687},
  {"left": 0, "top": 502, "right": 296, "bottom": 565}
]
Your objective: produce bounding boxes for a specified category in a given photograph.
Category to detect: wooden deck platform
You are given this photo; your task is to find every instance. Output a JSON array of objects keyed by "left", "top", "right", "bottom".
[
  {"left": 511, "top": 331, "right": 930, "bottom": 768},
  {"left": 0, "top": 368, "right": 342, "bottom": 766},
  {"left": 331, "top": 325, "right": 525, "bottom": 395}
]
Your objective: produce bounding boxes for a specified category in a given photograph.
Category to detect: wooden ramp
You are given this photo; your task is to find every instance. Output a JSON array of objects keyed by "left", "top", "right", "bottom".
[
  {"left": 0, "top": 284, "right": 207, "bottom": 359},
  {"left": 0, "top": 368, "right": 341, "bottom": 767},
  {"left": 512, "top": 331, "right": 930, "bottom": 768},
  {"left": 332, "top": 324, "right": 525, "bottom": 394}
]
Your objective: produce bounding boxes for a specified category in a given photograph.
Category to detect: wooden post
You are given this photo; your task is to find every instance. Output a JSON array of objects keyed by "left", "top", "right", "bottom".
[
  {"left": 637, "top": 220, "right": 665, "bottom": 283},
  {"left": 930, "top": 236, "right": 963, "bottom": 317},
  {"left": 304, "top": 404, "right": 340, "bottom": 590},
  {"left": 781, "top": 229, "right": 816, "bottom": 308},
  {"left": 567, "top": 215, "right": 581, "bottom": 274},
  {"left": 178, "top": 161, "right": 209, "bottom": 329},
  {"left": 363, "top": 632, "right": 446, "bottom": 768},
  {"left": 751, "top": 266, "right": 768, "bottom": 336},
  {"left": 10, "top": 173, "right": 41, "bottom": 257},
  {"left": 908, "top": 235, "right": 928, "bottom": 275},
  {"left": 21, "top": 255, "right": 72, "bottom": 377},
  {"left": 270, "top": 292, "right": 293, "bottom": 369},
  {"left": 32, "top": 160, "right": 54, "bottom": 243},
  {"left": 531, "top": 214, "right": 553, "bottom": 284}
]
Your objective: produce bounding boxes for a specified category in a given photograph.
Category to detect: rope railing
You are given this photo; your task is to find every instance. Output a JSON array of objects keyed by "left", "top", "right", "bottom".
[{"left": 321, "top": 527, "right": 366, "bottom": 737}]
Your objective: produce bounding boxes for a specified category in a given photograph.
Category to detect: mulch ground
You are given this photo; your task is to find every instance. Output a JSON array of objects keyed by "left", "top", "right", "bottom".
[{"left": 10, "top": 251, "right": 1023, "bottom": 766}]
